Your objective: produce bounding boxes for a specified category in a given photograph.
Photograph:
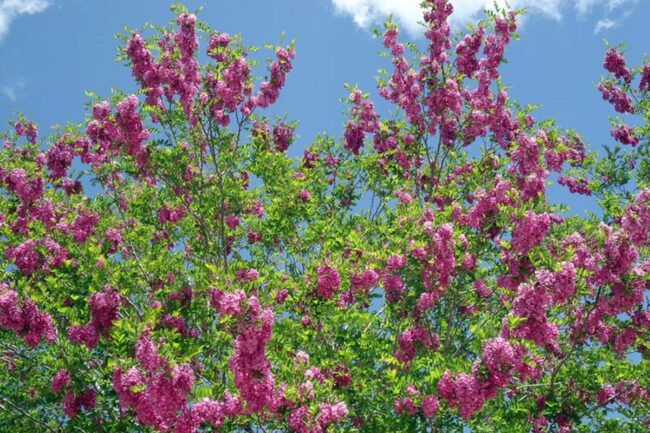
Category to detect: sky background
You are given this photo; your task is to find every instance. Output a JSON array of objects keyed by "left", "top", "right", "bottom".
[{"left": 0, "top": 0, "right": 648, "bottom": 211}]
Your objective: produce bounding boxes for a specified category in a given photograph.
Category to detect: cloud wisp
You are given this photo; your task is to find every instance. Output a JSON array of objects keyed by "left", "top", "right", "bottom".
[
  {"left": 1, "top": 77, "right": 26, "bottom": 101},
  {"left": 0, "top": 0, "right": 51, "bottom": 42}
]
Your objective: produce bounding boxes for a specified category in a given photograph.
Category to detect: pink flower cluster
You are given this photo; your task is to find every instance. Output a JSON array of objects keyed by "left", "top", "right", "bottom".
[
  {"left": 5, "top": 239, "right": 41, "bottom": 275},
  {"left": 481, "top": 337, "right": 516, "bottom": 385},
  {"left": 430, "top": 223, "right": 456, "bottom": 289},
  {"left": 435, "top": 337, "right": 533, "bottom": 420},
  {"left": 464, "top": 178, "right": 514, "bottom": 229},
  {"left": 0, "top": 284, "right": 57, "bottom": 348},
  {"left": 611, "top": 124, "right": 639, "bottom": 146},
  {"left": 558, "top": 176, "right": 592, "bottom": 195},
  {"left": 380, "top": 26, "right": 424, "bottom": 128},
  {"left": 14, "top": 121, "right": 38, "bottom": 143},
  {"left": 1, "top": 168, "right": 44, "bottom": 204},
  {"left": 510, "top": 283, "right": 559, "bottom": 346},
  {"left": 251, "top": 47, "right": 296, "bottom": 110},
  {"left": 126, "top": 33, "right": 163, "bottom": 106},
  {"left": 535, "top": 262, "right": 577, "bottom": 305},
  {"left": 86, "top": 96, "right": 151, "bottom": 171},
  {"left": 228, "top": 296, "right": 277, "bottom": 413},
  {"left": 235, "top": 268, "right": 259, "bottom": 282},
  {"left": 343, "top": 89, "right": 379, "bottom": 155},
  {"left": 640, "top": 63, "right": 650, "bottom": 91},
  {"left": 316, "top": 264, "right": 341, "bottom": 299},
  {"left": 317, "top": 402, "right": 348, "bottom": 427},
  {"left": 173, "top": 392, "right": 242, "bottom": 433},
  {"left": 394, "top": 325, "right": 439, "bottom": 364},
  {"left": 438, "top": 372, "right": 485, "bottom": 419},
  {"left": 64, "top": 388, "right": 96, "bottom": 419},
  {"left": 511, "top": 211, "right": 554, "bottom": 255},
  {"left": 422, "top": 395, "right": 440, "bottom": 417},
  {"left": 209, "top": 289, "right": 246, "bottom": 315},
  {"left": 174, "top": 13, "right": 201, "bottom": 123},
  {"left": 207, "top": 32, "right": 230, "bottom": 60},
  {"left": 68, "top": 285, "right": 120, "bottom": 348},
  {"left": 273, "top": 123, "right": 294, "bottom": 152},
  {"left": 603, "top": 48, "right": 633, "bottom": 83},
  {"left": 207, "top": 57, "right": 251, "bottom": 125},
  {"left": 349, "top": 269, "right": 379, "bottom": 293},
  {"left": 113, "top": 333, "right": 195, "bottom": 431},
  {"left": 72, "top": 209, "right": 100, "bottom": 243},
  {"left": 456, "top": 27, "right": 484, "bottom": 77},
  {"left": 126, "top": 13, "right": 201, "bottom": 122},
  {"left": 52, "top": 368, "right": 71, "bottom": 394},
  {"left": 158, "top": 205, "right": 186, "bottom": 225},
  {"left": 621, "top": 188, "right": 650, "bottom": 246},
  {"left": 46, "top": 137, "right": 76, "bottom": 179},
  {"left": 598, "top": 82, "right": 634, "bottom": 114}
]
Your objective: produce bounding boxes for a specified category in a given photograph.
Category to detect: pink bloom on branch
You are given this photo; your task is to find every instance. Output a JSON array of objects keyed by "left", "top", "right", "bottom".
[
  {"left": 89, "top": 286, "right": 121, "bottom": 331},
  {"left": 350, "top": 269, "right": 379, "bottom": 292},
  {"left": 299, "top": 189, "right": 311, "bottom": 202},
  {"left": 597, "top": 385, "right": 616, "bottom": 406},
  {"left": 273, "top": 123, "right": 293, "bottom": 152},
  {"left": 5, "top": 239, "right": 40, "bottom": 275},
  {"left": 482, "top": 337, "right": 516, "bottom": 386},
  {"left": 317, "top": 401, "right": 348, "bottom": 427},
  {"left": 72, "top": 209, "right": 100, "bottom": 243},
  {"left": 209, "top": 289, "right": 246, "bottom": 315},
  {"left": 208, "top": 32, "right": 231, "bottom": 59},
  {"left": 640, "top": 63, "right": 650, "bottom": 91},
  {"left": 422, "top": 395, "right": 440, "bottom": 417},
  {"left": 622, "top": 188, "right": 650, "bottom": 246},
  {"left": 598, "top": 82, "right": 634, "bottom": 114},
  {"left": 46, "top": 138, "right": 75, "bottom": 179},
  {"left": 395, "top": 397, "right": 418, "bottom": 415},
  {"left": 0, "top": 286, "right": 57, "bottom": 348},
  {"left": 558, "top": 176, "right": 592, "bottom": 196},
  {"left": 511, "top": 211, "right": 554, "bottom": 255},
  {"left": 603, "top": 48, "right": 632, "bottom": 83},
  {"left": 387, "top": 254, "right": 406, "bottom": 271},
  {"left": 135, "top": 332, "right": 163, "bottom": 372},
  {"left": 316, "top": 264, "right": 341, "bottom": 299},
  {"left": 63, "top": 388, "right": 95, "bottom": 419},
  {"left": 438, "top": 371, "right": 485, "bottom": 419},
  {"left": 611, "top": 124, "right": 639, "bottom": 146},
  {"left": 3, "top": 168, "right": 44, "bottom": 204},
  {"left": 68, "top": 324, "right": 99, "bottom": 348},
  {"left": 52, "top": 369, "right": 70, "bottom": 394},
  {"left": 126, "top": 33, "right": 162, "bottom": 106},
  {"left": 250, "top": 46, "right": 295, "bottom": 109},
  {"left": 235, "top": 268, "right": 259, "bottom": 282},
  {"left": 225, "top": 215, "right": 240, "bottom": 229},
  {"left": 14, "top": 121, "right": 38, "bottom": 143}
]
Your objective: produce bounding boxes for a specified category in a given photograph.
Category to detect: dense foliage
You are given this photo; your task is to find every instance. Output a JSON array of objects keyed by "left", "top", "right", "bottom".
[{"left": 1, "top": 1, "right": 649, "bottom": 432}]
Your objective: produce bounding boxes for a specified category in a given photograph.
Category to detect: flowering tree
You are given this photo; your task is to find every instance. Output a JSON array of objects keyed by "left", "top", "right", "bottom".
[{"left": 1, "top": 1, "right": 649, "bottom": 432}]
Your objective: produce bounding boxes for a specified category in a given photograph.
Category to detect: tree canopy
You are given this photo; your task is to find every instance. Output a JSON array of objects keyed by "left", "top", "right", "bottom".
[{"left": 1, "top": 1, "right": 649, "bottom": 432}]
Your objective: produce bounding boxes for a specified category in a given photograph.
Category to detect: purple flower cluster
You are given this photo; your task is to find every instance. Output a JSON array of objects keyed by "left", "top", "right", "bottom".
[
  {"left": 68, "top": 285, "right": 120, "bottom": 348},
  {"left": 316, "top": 264, "right": 341, "bottom": 299},
  {"left": 0, "top": 284, "right": 57, "bottom": 348},
  {"left": 603, "top": 48, "right": 633, "bottom": 83}
]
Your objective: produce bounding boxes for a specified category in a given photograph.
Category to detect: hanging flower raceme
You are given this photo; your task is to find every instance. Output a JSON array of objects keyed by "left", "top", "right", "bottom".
[{"left": 0, "top": 284, "right": 57, "bottom": 348}]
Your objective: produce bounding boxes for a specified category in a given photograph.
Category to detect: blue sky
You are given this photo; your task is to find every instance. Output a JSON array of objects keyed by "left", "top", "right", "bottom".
[{"left": 0, "top": 0, "right": 648, "bottom": 211}]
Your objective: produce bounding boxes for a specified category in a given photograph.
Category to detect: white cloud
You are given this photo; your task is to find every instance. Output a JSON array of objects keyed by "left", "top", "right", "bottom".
[
  {"left": 331, "top": 0, "right": 638, "bottom": 36},
  {"left": 575, "top": 0, "right": 601, "bottom": 14},
  {"left": 1, "top": 77, "right": 26, "bottom": 101},
  {"left": 0, "top": 0, "right": 51, "bottom": 42},
  {"left": 594, "top": 17, "right": 618, "bottom": 33},
  {"left": 576, "top": 0, "right": 636, "bottom": 14}
]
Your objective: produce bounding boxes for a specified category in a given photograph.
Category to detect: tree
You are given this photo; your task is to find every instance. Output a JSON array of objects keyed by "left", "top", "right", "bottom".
[{"left": 0, "top": 1, "right": 649, "bottom": 432}]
